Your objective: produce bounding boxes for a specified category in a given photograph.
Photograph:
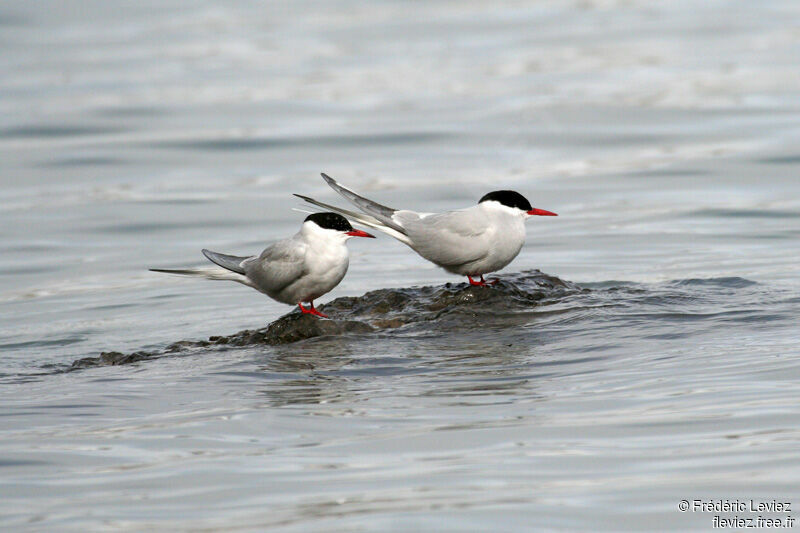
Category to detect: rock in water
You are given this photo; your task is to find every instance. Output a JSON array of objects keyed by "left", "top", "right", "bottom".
[
  {"left": 67, "top": 270, "right": 579, "bottom": 371},
  {"left": 215, "top": 314, "right": 374, "bottom": 346},
  {"left": 68, "top": 314, "right": 375, "bottom": 370}
]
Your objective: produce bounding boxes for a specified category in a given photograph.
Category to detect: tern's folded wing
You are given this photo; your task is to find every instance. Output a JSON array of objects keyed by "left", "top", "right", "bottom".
[
  {"left": 243, "top": 239, "right": 307, "bottom": 294},
  {"left": 398, "top": 210, "right": 490, "bottom": 267}
]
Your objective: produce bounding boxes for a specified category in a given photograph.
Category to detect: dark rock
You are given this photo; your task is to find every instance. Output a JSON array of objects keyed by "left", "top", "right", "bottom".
[
  {"left": 69, "top": 350, "right": 157, "bottom": 370},
  {"left": 259, "top": 313, "right": 374, "bottom": 345},
  {"left": 66, "top": 270, "right": 579, "bottom": 371}
]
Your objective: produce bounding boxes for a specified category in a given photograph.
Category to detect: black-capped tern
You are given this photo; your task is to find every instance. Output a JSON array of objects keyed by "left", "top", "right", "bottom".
[
  {"left": 295, "top": 174, "right": 556, "bottom": 286},
  {"left": 150, "top": 212, "right": 374, "bottom": 317}
]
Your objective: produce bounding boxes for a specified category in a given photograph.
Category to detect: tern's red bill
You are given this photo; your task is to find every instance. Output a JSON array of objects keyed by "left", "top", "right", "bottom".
[
  {"left": 527, "top": 208, "right": 558, "bottom": 216},
  {"left": 346, "top": 229, "right": 376, "bottom": 238}
]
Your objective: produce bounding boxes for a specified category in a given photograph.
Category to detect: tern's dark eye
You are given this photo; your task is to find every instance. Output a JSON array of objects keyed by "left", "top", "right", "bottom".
[
  {"left": 305, "top": 212, "right": 354, "bottom": 231},
  {"left": 478, "top": 190, "right": 532, "bottom": 211}
]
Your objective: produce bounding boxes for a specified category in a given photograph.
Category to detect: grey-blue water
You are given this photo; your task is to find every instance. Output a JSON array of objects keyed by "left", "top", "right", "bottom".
[{"left": 2, "top": 1, "right": 800, "bottom": 531}]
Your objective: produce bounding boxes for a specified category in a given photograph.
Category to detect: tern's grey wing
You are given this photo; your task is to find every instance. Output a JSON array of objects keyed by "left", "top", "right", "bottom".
[
  {"left": 202, "top": 249, "right": 250, "bottom": 274},
  {"left": 398, "top": 209, "right": 490, "bottom": 267},
  {"left": 242, "top": 238, "right": 307, "bottom": 295},
  {"left": 321, "top": 173, "right": 407, "bottom": 234}
]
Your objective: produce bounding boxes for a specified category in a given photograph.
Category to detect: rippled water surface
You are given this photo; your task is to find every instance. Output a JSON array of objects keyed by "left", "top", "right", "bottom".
[{"left": 2, "top": 1, "right": 800, "bottom": 531}]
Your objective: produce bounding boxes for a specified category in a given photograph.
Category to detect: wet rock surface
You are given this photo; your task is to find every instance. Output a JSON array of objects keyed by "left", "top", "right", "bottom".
[{"left": 68, "top": 270, "right": 579, "bottom": 371}]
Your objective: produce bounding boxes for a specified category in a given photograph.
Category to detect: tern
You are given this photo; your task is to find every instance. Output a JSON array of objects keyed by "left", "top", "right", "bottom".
[
  {"left": 150, "top": 212, "right": 374, "bottom": 318},
  {"left": 295, "top": 173, "right": 557, "bottom": 286}
]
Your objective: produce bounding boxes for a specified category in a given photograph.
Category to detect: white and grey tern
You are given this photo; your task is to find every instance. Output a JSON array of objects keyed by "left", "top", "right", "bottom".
[
  {"left": 150, "top": 212, "right": 374, "bottom": 318},
  {"left": 295, "top": 173, "right": 557, "bottom": 286}
]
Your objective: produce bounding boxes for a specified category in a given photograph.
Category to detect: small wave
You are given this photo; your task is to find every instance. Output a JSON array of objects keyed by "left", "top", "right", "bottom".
[
  {"left": 1, "top": 337, "right": 86, "bottom": 351},
  {"left": 690, "top": 208, "right": 800, "bottom": 219},
  {"left": 41, "top": 156, "right": 125, "bottom": 168},
  {"left": 0, "top": 124, "right": 126, "bottom": 139},
  {"left": 757, "top": 155, "right": 800, "bottom": 165},
  {"left": 151, "top": 132, "right": 450, "bottom": 152},
  {"left": 671, "top": 277, "right": 757, "bottom": 288}
]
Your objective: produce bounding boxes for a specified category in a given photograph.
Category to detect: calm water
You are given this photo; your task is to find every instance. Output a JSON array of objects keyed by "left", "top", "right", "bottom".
[{"left": 2, "top": 1, "right": 800, "bottom": 531}]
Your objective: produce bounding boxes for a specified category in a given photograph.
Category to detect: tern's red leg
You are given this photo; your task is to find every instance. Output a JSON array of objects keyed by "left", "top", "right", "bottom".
[
  {"left": 298, "top": 302, "right": 328, "bottom": 318},
  {"left": 467, "top": 275, "right": 499, "bottom": 287},
  {"left": 309, "top": 301, "right": 328, "bottom": 318},
  {"left": 467, "top": 275, "right": 486, "bottom": 286},
  {"left": 468, "top": 275, "right": 489, "bottom": 287}
]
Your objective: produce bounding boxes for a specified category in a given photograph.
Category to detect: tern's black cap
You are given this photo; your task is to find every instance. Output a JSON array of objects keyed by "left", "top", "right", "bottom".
[
  {"left": 478, "top": 190, "right": 532, "bottom": 211},
  {"left": 305, "top": 212, "right": 354, "bottom": 231}
]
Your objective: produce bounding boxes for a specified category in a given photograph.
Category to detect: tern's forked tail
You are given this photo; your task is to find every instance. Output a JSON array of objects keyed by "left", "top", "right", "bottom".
[
  {"left": 149, "top": 267, "right": 253, "bottom": 286},
  {"left": 320, "top": 173, "right": 402, "bottom": 229},
  {"left": 293, "top": 193, "right": 412, "bottom": 246}
]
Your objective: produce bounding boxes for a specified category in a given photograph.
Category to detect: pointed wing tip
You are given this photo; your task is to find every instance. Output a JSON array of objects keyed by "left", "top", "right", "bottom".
[
  {"left": 320, "top": 172, "right": 335, "bottom": 183},
  {"left": 201, "top": 249, "right": 248, "bottom": 275},
  {"left": 201, "top": 249, "right": 217, "bottom": 263}
]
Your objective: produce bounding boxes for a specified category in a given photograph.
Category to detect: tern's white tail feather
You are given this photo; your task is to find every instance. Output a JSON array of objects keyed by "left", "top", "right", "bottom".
[
  {"left": 320, "top": 173, "right": 407, "bottom": 234},
  {"left": 294, "top": 193, "right": 412, "bottom": 246},
  {"left": 149, "top": 267, "right": 254, "bottom": 287}
]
